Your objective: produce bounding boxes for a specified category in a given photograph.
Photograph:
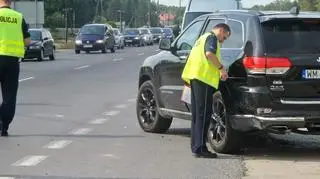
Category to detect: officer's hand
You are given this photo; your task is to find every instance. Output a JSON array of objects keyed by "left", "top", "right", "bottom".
[{"left": 220, "top": 68, "right": 228, "bottom": 81}]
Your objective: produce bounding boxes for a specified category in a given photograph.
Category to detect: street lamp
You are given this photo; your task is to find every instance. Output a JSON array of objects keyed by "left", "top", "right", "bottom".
[{"left": 117, "top": 10, "right": 125, "bottom": 32}]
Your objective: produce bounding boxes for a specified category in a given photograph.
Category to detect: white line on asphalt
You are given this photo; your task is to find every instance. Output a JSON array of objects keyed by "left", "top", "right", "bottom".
[
  {"left": 69, "top": 128, "right": 92, "bottom": 135},
  {"left": 19, "top": 77, "right": 34, "bottom": 82},
  {"left": 103, "top": 111, "right": 120, "bottom": 116},
  {"left": 114, "top": 104, "right": 127, "bottom": 109},
  {"left": 74, "top": 65, "right": 90, "bottom": 70},
  {"left": 155, "top": 49, "right": 160, "bottom": 52},
  {"left": 138, "top": 53, "right": 145, "bottom": 56},
  {"left": 43, "top": 140, "right": 72, "bottom": 149},
  {"left": 12, "top": 155, "right": 48, "bottom": 167},
  {"left": 102, "top": 154, "right": 120, "bottom": 159},
  {"left": 55, "top": 114, "right": 64, "bottom": 118},
  {"left": 89, "top": 118, "right": 110, "bottom": 124},
  {"left": 112, "top": 58, "right": 123, "bottom": 61},
  {"left": 127, "top": 98, "right": 136, "bottom": 102},
  {"left": 0, "top": 177, "right": 15, "bottom": 179}
]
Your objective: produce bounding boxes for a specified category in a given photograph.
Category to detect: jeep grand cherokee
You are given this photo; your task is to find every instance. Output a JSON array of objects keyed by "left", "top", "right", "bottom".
[{"left": 136, "top": 7, "right": 320, "bottom": 153}]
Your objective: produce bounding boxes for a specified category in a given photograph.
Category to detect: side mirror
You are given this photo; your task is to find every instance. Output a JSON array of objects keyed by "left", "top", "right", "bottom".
[
  {"left": 43, "top": 37, "right": 49, "bottom": 41},
  {"left": 159, "top": 38, "right": 171, "bottom": 51}
]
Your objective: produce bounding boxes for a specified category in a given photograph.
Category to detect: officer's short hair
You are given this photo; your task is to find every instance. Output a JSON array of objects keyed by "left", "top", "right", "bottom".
[{"left": 214, "top": 23, "right": 231, "bottom": 33}]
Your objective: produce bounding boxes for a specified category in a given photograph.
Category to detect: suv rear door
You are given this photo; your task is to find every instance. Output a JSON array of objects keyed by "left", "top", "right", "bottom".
[{"left": 261, "top": 18, "right": 320, "bottom": 104}]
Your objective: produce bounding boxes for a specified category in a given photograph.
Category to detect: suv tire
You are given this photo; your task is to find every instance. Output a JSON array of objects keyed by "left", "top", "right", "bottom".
[
  {"left": 136, "top": 80, "right": 172, "bottom": 133},
  {"left": 207, "top": 91, "right": 243, "bottom": 154}
]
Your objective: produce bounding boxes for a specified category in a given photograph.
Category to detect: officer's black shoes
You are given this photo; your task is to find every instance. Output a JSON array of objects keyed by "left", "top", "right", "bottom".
[
  {"left": 193, "top": 151, "right": 218, "bottom": 158},
  {"left": 1, "top": 131, "right": 8, "bottom": 137}
]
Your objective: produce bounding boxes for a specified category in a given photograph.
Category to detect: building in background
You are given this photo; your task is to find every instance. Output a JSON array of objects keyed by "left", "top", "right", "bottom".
[{"left": 11, "top": 1, "right": 45, "bottom": 28}]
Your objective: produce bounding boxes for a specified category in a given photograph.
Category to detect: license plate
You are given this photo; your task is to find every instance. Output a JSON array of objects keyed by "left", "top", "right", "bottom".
[
  {"left": 125, "top": 40, "right": 132, "bottom": 42},
  {"left": 302, "top": 69, "right": 320, "bottom": 79},
  {"left": 83, "top": 45, "right": 93, "bottom": 48}
]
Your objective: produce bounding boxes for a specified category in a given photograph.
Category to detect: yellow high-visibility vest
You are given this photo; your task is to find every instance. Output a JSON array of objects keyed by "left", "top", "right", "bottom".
[
  {"left": 182, "top": 32, "right": 221, "bottom": 89},
  {"left": 0, "top": 8, "right": 24, "bottom": 58}
]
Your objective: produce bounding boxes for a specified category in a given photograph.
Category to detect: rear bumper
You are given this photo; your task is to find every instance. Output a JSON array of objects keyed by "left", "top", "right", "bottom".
[{"left": 230, "top": 114, "right": 320, "bottom": 132}]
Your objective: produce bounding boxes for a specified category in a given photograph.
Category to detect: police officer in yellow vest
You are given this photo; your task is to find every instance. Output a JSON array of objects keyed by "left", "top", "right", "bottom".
[
  {"left": 0, "top": 0, "right": 30, "bottom": 136},
  {"left": 182, "top": 23, "right": 231, "bottom": 158}
]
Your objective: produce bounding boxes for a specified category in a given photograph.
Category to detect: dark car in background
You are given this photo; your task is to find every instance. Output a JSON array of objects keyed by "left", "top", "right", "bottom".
[
  {"left": 149, "top": 27, "right": 164, "bottom": 43},
  {"left": 24, "top": 28, "right": 55, "bottom": 61},
  {"left": 136, "top": 7, "right": 320, "bottom": 154},
  {"left": 124, "top": 28, "right": 144, "bottom": 47},
  {"left": 75, "top": 23, "right": 116, "bottom": 54}
]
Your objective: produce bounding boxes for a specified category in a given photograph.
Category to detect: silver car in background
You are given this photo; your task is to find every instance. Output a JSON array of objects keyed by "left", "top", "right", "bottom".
[
  {"left": 113, "top": 28, "right": 125, "bottom": 49},
  {"left": 139, "top": 28, "right": 154, "bottom": 46}
]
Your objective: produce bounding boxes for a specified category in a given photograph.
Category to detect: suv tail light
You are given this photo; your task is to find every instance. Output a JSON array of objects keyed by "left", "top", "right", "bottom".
[{"left": 243, "top": 57, "right": 292, "bottom": 75}]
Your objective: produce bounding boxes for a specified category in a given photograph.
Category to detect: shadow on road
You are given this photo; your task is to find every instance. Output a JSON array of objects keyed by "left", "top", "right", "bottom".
[{"left": 165, "top": 128, "right": 320, "bottom": 161}]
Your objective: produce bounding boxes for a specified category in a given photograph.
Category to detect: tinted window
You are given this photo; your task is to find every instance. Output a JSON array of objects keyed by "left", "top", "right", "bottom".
[
  {"left": 262, "top": 19, "right": 320, "bottom": 54},
  {"left": 163, "top": 28, "right": 173, "bottom": 34},
  {"left": 204, "top": 19, "right": 225, "bottom": 32},
  {"left": 223, "top": 20, "right": 243, "bottom": 48},
  {"left": 150, "top": 28, "right": 162, "bottom": 34},
  {"left": 124, "top": 29, "right": 139, "bottom": 35},
  {"left": 114, "top": 30, "right": 119, "bottom": 35},
  {"left": 30, "top": 30, "right": 41, "bottom": 41},
  {"left": 80, "top": 25, "right": 105, "bottom": 35},
  {"left": 141, "top": 29, "right": 149, "bottom": 34},
  {"left": 176, "top": 20, "right": 203, "bottom": 51}
]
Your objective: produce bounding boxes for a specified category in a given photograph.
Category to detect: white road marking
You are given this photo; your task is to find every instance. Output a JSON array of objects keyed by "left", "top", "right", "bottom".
[
  {"left": 89, "top": 118, "right": 110, "bottom": 124},
  {"left": 55, "top": 114, "right": 64, "bottom": 118},
  {"left": 112, "top": 58, "right": 123, "bottom": 61},
  {"left": 102, "top": 154, "right": 120, "bottom": 159},
  {"left": 114, "top": 104, "right": 127, "bottom": 109},
  {"left": 0, "top": 177, "right": 15, "bottom": 179},
  {"left": 155, "top": 49, "right": 160, "bottom": 52},
  {"left": 12, "top": 155, "right": 48, "bottom": 166},
  {"left": 124, "top": 126, "right": 128, "bottom": 129},
  {"left": 19, "top": 77, "right": 34, "bottom": 82},
  {"left": 127, "top": 98, "right": 136, "bottom": 102},
  {"left": 138, "top": 53, "right": 145, "bottom": 56},
  {"left": 103, "top": 111, "right": 120, "bottom": 116},
  {"left": 43, "top": 140, "right": 72, "bottom": 149},
  {"left": 69, "top": 128, "right": 92, "bottom": 135},
  {"left": 74, "top": 65, "right": 90, "bottom": 70}
]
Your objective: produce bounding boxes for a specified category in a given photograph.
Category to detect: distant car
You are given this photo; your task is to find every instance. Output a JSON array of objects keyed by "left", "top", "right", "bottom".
[
  {"left": 149, "top": 27, "right": 164, "bottom": 43},
  {"left": 23, "top": 28, "right": 55, "bottom": 61},
  {"left": 124, "top": 28, "right": 144, "bottom": 47},
  {"left": 139, "top": 28, "right": 154, "bottom": 45},
  {"left": 113, "top": 28, "right": 125, "bottom": 49},
  {"left": 75, "top": 23, "right": 116, "bottom": 54}
]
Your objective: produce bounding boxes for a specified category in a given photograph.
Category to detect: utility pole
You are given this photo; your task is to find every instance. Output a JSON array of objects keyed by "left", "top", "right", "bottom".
[
  {"left": 148, "top": 0, "right": 151, "bottom": 27},
  {"left": 35, "top": 0, "right": 38, "bottom": 28},
  {"left": 117, "top": 10, "right": 125, "bottom": 32},
  {"left": 63, "top": 4, "right": 73, "bottom": 45}
]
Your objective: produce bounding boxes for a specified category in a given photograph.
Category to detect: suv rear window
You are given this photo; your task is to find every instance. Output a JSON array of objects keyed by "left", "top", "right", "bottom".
[{"left": 262, "top": 19, "right": 320, "bottom": 54}]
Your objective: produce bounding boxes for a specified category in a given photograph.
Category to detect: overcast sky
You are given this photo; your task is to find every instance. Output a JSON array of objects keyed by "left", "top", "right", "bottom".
[{"left": 158, "top": 0, "right": 277, "bottom": 8}]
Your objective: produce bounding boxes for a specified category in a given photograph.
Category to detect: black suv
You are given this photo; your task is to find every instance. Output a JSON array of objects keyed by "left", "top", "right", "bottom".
[
  {"left": 75, "top": 23, "right": 116, "bottom": 54},
  {"left": 136, "top": 7, "right": 320, "bottom": 153},
  {"left": 24, "top": 28, "right": 55, "bottom": 61}
]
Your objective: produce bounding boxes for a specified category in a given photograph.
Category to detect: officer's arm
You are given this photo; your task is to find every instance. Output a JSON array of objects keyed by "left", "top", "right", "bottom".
[
  {"left": 22, "top": 18, "right": 31, "bottom": 46},
  {"left": 205, "top": 36, "right": 223, "bottom": 69}
]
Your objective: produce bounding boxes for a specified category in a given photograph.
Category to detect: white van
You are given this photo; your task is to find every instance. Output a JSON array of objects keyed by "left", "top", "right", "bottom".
[{"left": 181, "top": 0, "right": 241, "bottom": 30}]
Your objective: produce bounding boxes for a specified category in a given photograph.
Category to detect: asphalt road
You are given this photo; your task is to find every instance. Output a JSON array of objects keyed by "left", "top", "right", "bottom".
[{"left": 0, "top": 45, "right": 243, "bottom": 179}]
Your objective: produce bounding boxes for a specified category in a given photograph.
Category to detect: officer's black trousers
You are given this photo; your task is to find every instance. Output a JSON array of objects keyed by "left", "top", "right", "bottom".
[
  {"left": 0, "top": 56, "right": 20, "bottom": 132},
  {"left": 190, "top": 79, "right": 216, "bottom": 153}
]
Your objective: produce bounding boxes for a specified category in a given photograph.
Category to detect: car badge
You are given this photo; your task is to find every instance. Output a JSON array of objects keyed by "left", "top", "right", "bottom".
[{"left": 317, "top": 57, "right": 320, "bottom": 63}]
